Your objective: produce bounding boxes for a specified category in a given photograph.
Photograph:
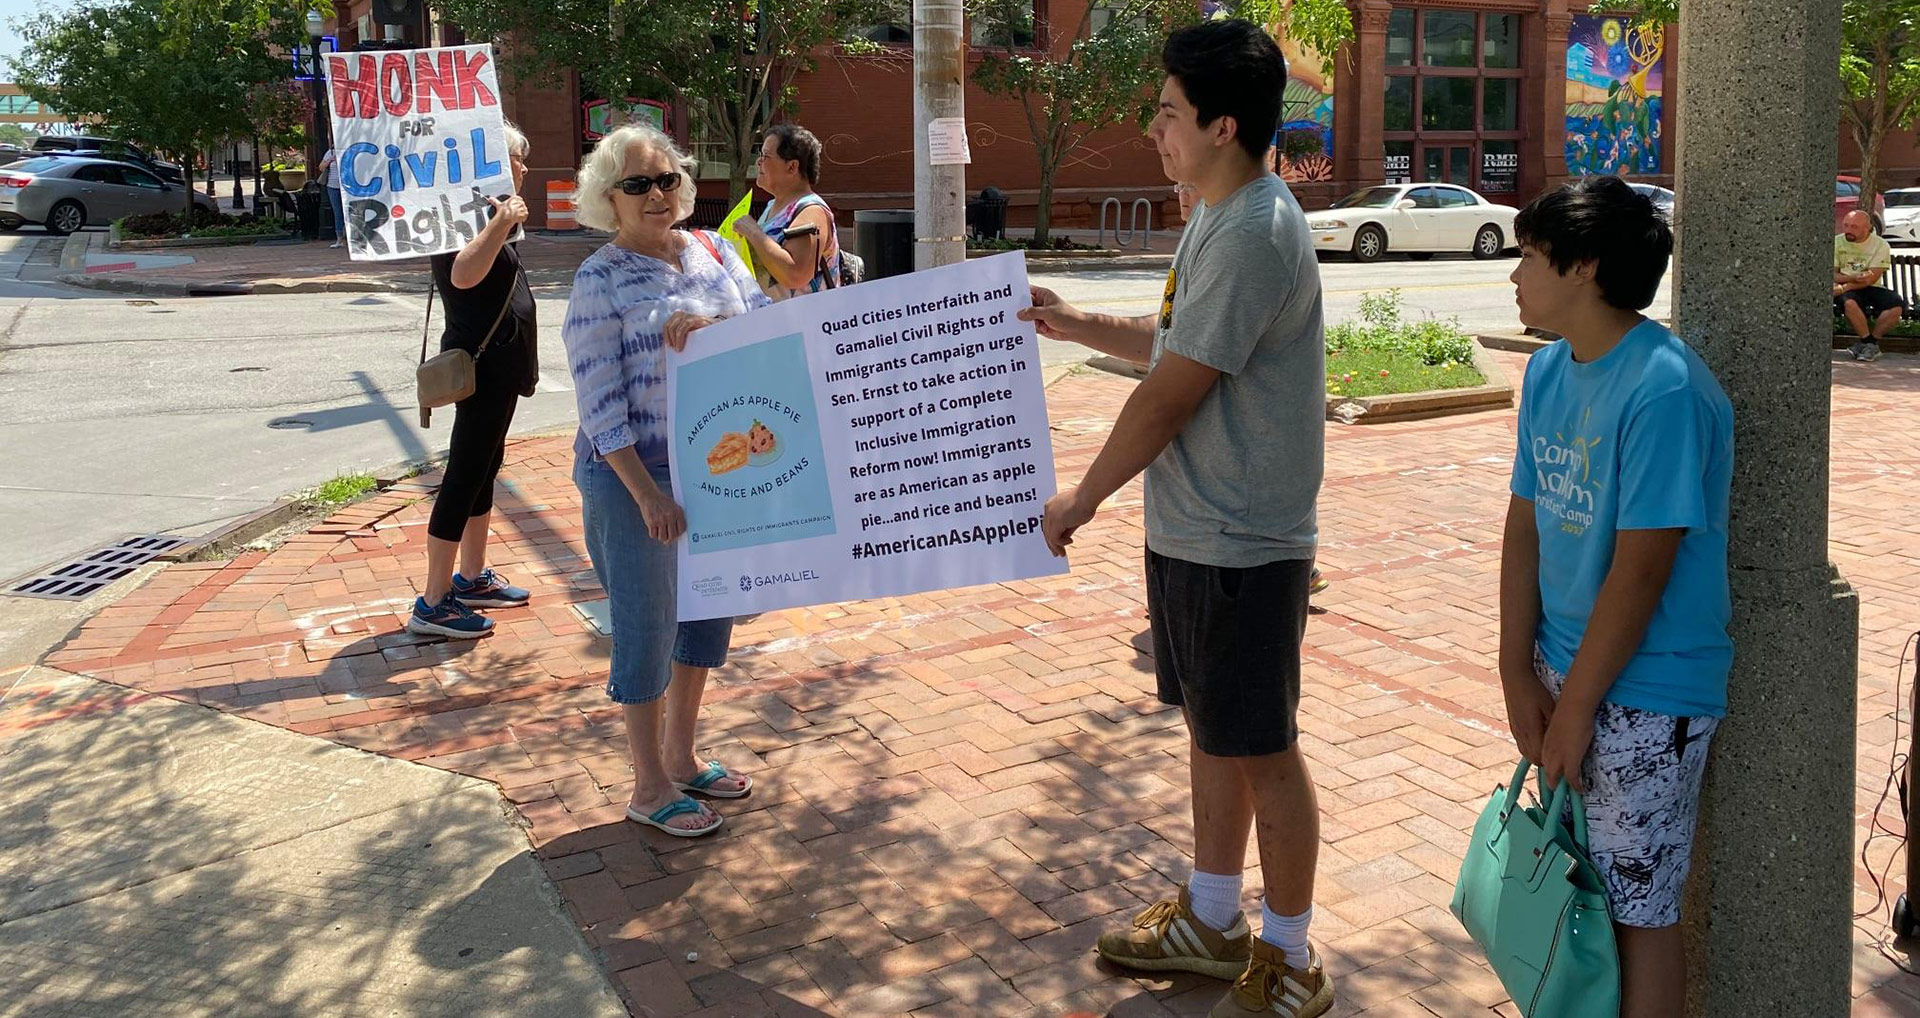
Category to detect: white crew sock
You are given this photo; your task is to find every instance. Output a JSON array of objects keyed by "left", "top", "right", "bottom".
[
  {"left": 1260, "top": 901, "right": 1313, "bottom": 969},
  {"left": 1185, "top": 869, "right": 1243, "bottom": 932}
]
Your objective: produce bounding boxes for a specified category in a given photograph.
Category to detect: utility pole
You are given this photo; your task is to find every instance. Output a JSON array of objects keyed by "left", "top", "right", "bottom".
[{"left": 912, "top": 0, "right": 966, "bottom": 270}]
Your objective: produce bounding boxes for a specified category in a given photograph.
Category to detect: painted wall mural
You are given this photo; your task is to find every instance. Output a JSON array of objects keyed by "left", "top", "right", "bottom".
[
  {"left": 1275, "top": 36, "right": 1333, "bottom": 183},
  {"left": 1565, "top": 14, "right": 1664, "bottom": 177}
]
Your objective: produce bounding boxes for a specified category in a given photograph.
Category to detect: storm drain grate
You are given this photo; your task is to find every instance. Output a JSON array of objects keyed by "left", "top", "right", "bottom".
[{"left": 6, "top": 535, "right": 191, "bottom": 600}]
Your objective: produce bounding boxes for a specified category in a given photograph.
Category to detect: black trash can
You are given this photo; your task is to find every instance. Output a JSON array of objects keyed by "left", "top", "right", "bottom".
[
  {"left": 856, "top": 209, "right": 914, "bottom": 280},
  {"left": 296, "top": 181, "right": 325, "bottom": 241},
  {"left": 975, "top": 187, "right": 1008, "bottom": 240}
]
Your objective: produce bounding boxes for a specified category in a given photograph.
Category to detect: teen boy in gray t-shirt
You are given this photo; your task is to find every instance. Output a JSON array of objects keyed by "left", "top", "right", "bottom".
[{"left": 1020, "top": 19, "right": 1332, "bottom": 1018}]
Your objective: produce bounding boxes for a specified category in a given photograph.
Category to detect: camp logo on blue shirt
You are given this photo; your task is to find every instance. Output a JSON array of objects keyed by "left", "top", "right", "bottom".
[{"left": 1510, "top": 319, "right": 1735, "bottom": 718}]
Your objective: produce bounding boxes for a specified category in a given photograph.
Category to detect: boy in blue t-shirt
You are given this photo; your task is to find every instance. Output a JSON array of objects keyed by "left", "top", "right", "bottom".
[{"left": 1501, "top": 176, "right": 1733, "bottom": 1017}]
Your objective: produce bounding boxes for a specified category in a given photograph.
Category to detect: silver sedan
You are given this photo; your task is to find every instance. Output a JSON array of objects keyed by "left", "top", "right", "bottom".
[{"left": 0, "top": 155, "right": 216, "bottom": 235}]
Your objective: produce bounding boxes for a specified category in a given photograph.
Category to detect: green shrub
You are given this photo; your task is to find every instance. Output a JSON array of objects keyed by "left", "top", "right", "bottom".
[
  {"left": 1326, "top": 289, "right": 1476, "bottom": 366},
  {"left": 117, "top": 209, "right": 288, "bottom": 240}
]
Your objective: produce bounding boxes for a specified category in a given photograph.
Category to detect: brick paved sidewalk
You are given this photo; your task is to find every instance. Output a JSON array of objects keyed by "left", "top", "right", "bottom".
[{"left": 37, "top": 353, "right": 1920, "bottom": 1017}]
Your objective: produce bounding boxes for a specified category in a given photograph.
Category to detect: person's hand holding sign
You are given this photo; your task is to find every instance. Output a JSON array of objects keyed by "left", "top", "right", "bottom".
[
  {"left": 488, "top": 193, "right": 530, "bottom": 229},
  {"left": 636, "top": 486, "right": 688, "bottom": 543},
  {"left": 1042, "top": 488, "right": 1094, "bottom": 558},
  {"left": 663, "top": 312, "right": 717, "bottom": 352}
]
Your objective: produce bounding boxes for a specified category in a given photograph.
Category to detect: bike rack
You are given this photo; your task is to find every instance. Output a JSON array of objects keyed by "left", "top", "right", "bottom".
[{"left": 1097, "top": 197, "right": 1154, "bottom": 251}]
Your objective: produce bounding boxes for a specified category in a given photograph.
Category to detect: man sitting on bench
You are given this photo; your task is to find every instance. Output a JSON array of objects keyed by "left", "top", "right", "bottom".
[{"left": 1835, "top": 209, "right": 1905, "bottom": 362}]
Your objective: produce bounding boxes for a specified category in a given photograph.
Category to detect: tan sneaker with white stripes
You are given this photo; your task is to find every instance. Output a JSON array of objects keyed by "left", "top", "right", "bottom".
[
  {"left": 1208, "top": 937, "right": 1334, "bottom": 1018},
  {"left": 1094, "top": 885, "right": 1251, "bottom": 980}
]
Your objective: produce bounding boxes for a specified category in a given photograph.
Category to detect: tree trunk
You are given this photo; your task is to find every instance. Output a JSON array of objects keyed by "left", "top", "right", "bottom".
[
  {"left": 183, "top": 158, "right": 196, "bottom": 220},
  {"left": 1034, "top": 165, "right": 1055, "bottom": 246}
]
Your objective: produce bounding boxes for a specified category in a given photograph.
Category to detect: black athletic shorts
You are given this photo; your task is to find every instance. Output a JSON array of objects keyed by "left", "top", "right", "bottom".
[
  {"left": 1838, "top": 285, "right": 1908, "bottom": 321},
  {"left": 1146, "top": 549, "right": 1311, "bottom": 758}
]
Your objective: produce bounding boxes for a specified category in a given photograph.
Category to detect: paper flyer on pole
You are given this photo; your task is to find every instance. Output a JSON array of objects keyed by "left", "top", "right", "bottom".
[
  {"left": 322, "top": 44, "right": 513, "bottom": 261},
  {"left": 665, "top": 252, "right": 1066, "bottom": 620}
]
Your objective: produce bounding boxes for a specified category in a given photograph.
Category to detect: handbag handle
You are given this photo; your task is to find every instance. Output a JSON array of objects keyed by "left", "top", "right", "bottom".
[
  {"left": 418, "top": 286, "right": 436, "bottom": 365},
  {"left": 1501, "top": 759, "right": 1590, "bottom": 850},
  {"left": 421, "top": 275, "right": 518, "bottom": 364}
]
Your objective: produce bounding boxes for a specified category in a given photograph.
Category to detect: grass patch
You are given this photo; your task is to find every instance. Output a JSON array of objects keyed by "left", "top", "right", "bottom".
[
  {"left": 116, "top": 209, "right": 291, "bottom": 240},
  {"left": 1326, "top": 290, "right": 1485, "bottom": 397},
  {"left": 967, "top": 235, "right": 1101, "bottom": 252},
  {"left": 308, "top": 472, "right": 377, "bottom": 508},
  {"left": 1328, "top": 349, "right": 1484, "bottom": 396}
]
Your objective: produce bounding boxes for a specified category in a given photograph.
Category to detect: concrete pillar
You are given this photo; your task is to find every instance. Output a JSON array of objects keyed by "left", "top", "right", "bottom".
[{"left": 1671, "top": 3, "right": 1856, "bottom": 1016}]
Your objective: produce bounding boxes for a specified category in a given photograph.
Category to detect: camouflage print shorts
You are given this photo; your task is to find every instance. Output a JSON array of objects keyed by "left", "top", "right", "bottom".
[{"left": 1534, "top": 651, "right": 1719, "bottom": 929}]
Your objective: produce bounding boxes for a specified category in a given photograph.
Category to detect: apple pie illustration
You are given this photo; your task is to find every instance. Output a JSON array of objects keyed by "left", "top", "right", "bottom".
[{"left": 706, "top": 432, "right": 750, "bottom": 475}]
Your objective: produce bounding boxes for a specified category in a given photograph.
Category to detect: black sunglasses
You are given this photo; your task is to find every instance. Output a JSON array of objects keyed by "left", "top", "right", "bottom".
[{"left": 615, "top": 172, "right": 683, "bottom": 196}]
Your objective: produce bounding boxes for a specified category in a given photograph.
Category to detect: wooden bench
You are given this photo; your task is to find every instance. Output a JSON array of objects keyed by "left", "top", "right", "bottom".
[{"left": 1885, "top": 252, "right": 1920, "bottom": 321}]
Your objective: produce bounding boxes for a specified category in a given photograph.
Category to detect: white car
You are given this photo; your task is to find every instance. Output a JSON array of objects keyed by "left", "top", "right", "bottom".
[
  {"left": 1305, "top": 183, "right": 1520, "bottom": 262},
  {"left": 1882, "top": 188, "right": 1920, "bottom": 245}
]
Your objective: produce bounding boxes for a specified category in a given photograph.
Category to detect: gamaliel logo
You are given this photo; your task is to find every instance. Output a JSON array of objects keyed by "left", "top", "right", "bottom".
[{"left": 739, "top": 575, "right": 753, "bottom": 592}]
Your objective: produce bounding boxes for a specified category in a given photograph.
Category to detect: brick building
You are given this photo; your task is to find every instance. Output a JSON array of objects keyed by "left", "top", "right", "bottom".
[{"left": 328, "top": 0, "right": 1897, "bottom": 232}]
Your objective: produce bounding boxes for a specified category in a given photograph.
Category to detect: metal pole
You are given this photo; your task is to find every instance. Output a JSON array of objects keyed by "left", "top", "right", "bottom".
[
  {"left": 308, "top": 36, "right": 324, "bottom": 175},
  {"left": 912, "top": 0, "right": 965, "bottom": 270}
]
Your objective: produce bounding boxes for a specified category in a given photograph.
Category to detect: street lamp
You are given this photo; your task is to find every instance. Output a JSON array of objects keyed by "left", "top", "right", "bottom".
[
  {"left": 306, "top": 9, "right": 325, "bottom": 178},
  {"left": 306, "top": 9, "right": 326, "bottom": 241}
]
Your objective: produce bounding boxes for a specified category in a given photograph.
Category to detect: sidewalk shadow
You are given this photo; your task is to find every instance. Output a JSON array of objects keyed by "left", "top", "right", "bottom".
[
  {"left": 1, "top": 673, "right": 612, "bottom": 1017},
  {"left": 268, "top": 369, "right": 434, "bottom": 466}
]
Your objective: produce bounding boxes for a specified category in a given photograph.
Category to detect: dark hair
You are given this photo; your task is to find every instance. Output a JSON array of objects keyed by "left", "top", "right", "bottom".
[
  {"left": 766, "top": 123, "right": 822, "bottom": 188},
  {"left": 1514, "top": 176, "right": 1674, "bottom": 311},
  {"left": 1162, "top": 19, "right": 1287, "bottom": 162}
]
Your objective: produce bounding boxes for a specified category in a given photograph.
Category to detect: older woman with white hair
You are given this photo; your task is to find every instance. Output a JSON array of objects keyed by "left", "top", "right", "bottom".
[
  {"left": 407, "top": 121, "right": 539, "bottom": 640},
  {"left": 561, "top": 125, "right": 769, "bottom": 837}
]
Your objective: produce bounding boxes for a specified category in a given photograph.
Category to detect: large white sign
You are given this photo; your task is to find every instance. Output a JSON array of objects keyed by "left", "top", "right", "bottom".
[
  {"left": 322, "top": 44, "right": 513, "bottom": 261},
  {"left": 666, "top": 252, "right": 1065, "bottom": 620}
]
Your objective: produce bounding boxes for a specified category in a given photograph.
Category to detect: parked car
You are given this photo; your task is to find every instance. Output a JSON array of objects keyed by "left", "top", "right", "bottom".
[
  {"left": 31, "top": 134, "right": 183, "bottom": 184},
  {"left": 1628, "top": 182, "right": 1675, "bottom": 218},
  {"left": 0, "top": 156, "right": 214, "bottom": 235},
  {"left": 1881, "top": 187, "right": 1920, "bottom": 245},
  {"left": 1836, "top": 175, "right": 1887, "bottom": 232},
  {"left": 1305, "top": 183, "right": 1519, "bottom": 262}
]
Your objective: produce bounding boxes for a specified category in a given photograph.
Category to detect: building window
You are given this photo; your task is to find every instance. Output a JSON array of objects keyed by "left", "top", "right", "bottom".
[
  {"left": 1384, "top": 6, "right": 1524, "bottom": 193},
  {"left": 1483, "top": 14, "right": 1520, "bottom": 69},
  {"left": 853, "top": 0, "right": 911, "bottom": 45},
  {"left": 1087, "top": 2, "right": 1144, "bottom": 35},
  {"left": 1482, "top": 77, "right": 1519, "bottom": 131},
  {"left": 1421, "top": 77, "right": 1475, "bottom": 131},
  {"left": 1421, "top": 10, "right": 1476, "bottom": 68},
  {"left": 1385, "top": 8, "right": 1414, "bottom": 67},
  {"left": 1384, "top": 76, "right": 1415, "bottom": 133},
  {"left": 973, "top": 0, "right": 1040, "bottom": 47}
]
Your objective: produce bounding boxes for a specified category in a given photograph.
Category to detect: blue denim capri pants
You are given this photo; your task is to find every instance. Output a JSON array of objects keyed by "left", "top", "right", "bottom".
[{"left": 574, "top": 454, "right": 734, "bottom": 704}]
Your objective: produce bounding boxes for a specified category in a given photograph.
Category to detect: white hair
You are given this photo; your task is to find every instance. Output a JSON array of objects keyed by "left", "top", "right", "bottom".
[
  {"left": 501, "top": 121, "right": 529, "bottom": 158},
  {"left": 574, "top": 125, "right": 698, "bottom": 232}
]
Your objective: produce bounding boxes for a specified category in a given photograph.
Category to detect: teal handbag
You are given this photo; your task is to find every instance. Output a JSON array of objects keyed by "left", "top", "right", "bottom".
[{"left": 1451, "top": 759, "right": 1620, "bottom": 1018}]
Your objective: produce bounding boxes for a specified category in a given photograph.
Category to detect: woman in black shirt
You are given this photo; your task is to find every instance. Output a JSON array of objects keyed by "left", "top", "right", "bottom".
[{"left": 407, "top": 123, "right": 540, "bottom": 639}]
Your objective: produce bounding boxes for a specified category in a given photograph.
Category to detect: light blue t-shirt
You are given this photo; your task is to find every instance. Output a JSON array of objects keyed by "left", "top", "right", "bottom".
[{"left": 1510, "top": 320, "right": 1734, "bottom": 718}]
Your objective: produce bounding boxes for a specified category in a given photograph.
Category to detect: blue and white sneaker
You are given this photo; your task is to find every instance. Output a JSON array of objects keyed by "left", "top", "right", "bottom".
[
  {"left": 407, "top": 592, "right": 495, "bottom": 639},
  {"left": 451, "top": 569, "right": 531, "bottom": 608}
]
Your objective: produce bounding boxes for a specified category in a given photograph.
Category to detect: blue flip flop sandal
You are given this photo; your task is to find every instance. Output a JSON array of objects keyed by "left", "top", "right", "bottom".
[
  {"left": 674, "top": 760, "right": 754, "bottom": 799},
  {"left": 627, "top": 795, "right": 723, "bottom": 837}
]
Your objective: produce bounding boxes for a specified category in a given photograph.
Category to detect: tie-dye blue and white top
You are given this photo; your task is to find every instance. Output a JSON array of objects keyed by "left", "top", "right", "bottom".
[{"left": 561, "top": 232, "right": 770, "bottom": 468}]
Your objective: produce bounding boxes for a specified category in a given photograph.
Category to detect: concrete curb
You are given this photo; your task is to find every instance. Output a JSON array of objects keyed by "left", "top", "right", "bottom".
[
  {"left": 108, "top": 230, "right": 299, "bottom": 252},
  {"left": 1475, "top": 331, "right": 1553, "bottom": 354},
  {"left": 58, "top": 232, "right": 89, "bottom": 273},
  {"left": 1088, "top": 342, "right": 1517, "bottom": 426},
  {"left": 54, "top": 272, "right": 400, "bottom": 296}
]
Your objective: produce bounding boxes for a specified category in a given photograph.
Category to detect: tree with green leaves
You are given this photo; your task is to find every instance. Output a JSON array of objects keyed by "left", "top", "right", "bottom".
[
  {"left": 1608, "top": 0, "right": 1920, "bottom": 208},
  {"left": 969, "top": 0, "right": 1352, "bottom": 244},
  {"left": 9, "top": 0, "right": 327, "bottom": 216},
  {"left": 434, "top": 0, "right": 886, "bottom": 201}
]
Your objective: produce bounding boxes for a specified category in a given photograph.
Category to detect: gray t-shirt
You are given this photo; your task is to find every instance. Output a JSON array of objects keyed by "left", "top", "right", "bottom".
[{"left": 1145, "top": 173, "right": 1324, "bottom": 568}]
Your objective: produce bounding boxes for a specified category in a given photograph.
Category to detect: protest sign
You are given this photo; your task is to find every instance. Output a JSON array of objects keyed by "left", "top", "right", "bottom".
[
  {"left": 323, "top": 45, "right": 513, "bottom": 261},
  {"left": 666, "top": 252, "right": 1065, "bottom": 619}
]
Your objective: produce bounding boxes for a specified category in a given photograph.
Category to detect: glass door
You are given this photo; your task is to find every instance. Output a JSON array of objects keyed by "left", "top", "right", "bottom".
[{"left": 1420, "top": 145, "right": 1474, "bottom": 187}]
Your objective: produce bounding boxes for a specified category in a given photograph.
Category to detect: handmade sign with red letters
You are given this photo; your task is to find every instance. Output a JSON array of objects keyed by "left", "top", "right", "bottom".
[{"left": 323, "top": 44, "right": 513, "bottom": 261}]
